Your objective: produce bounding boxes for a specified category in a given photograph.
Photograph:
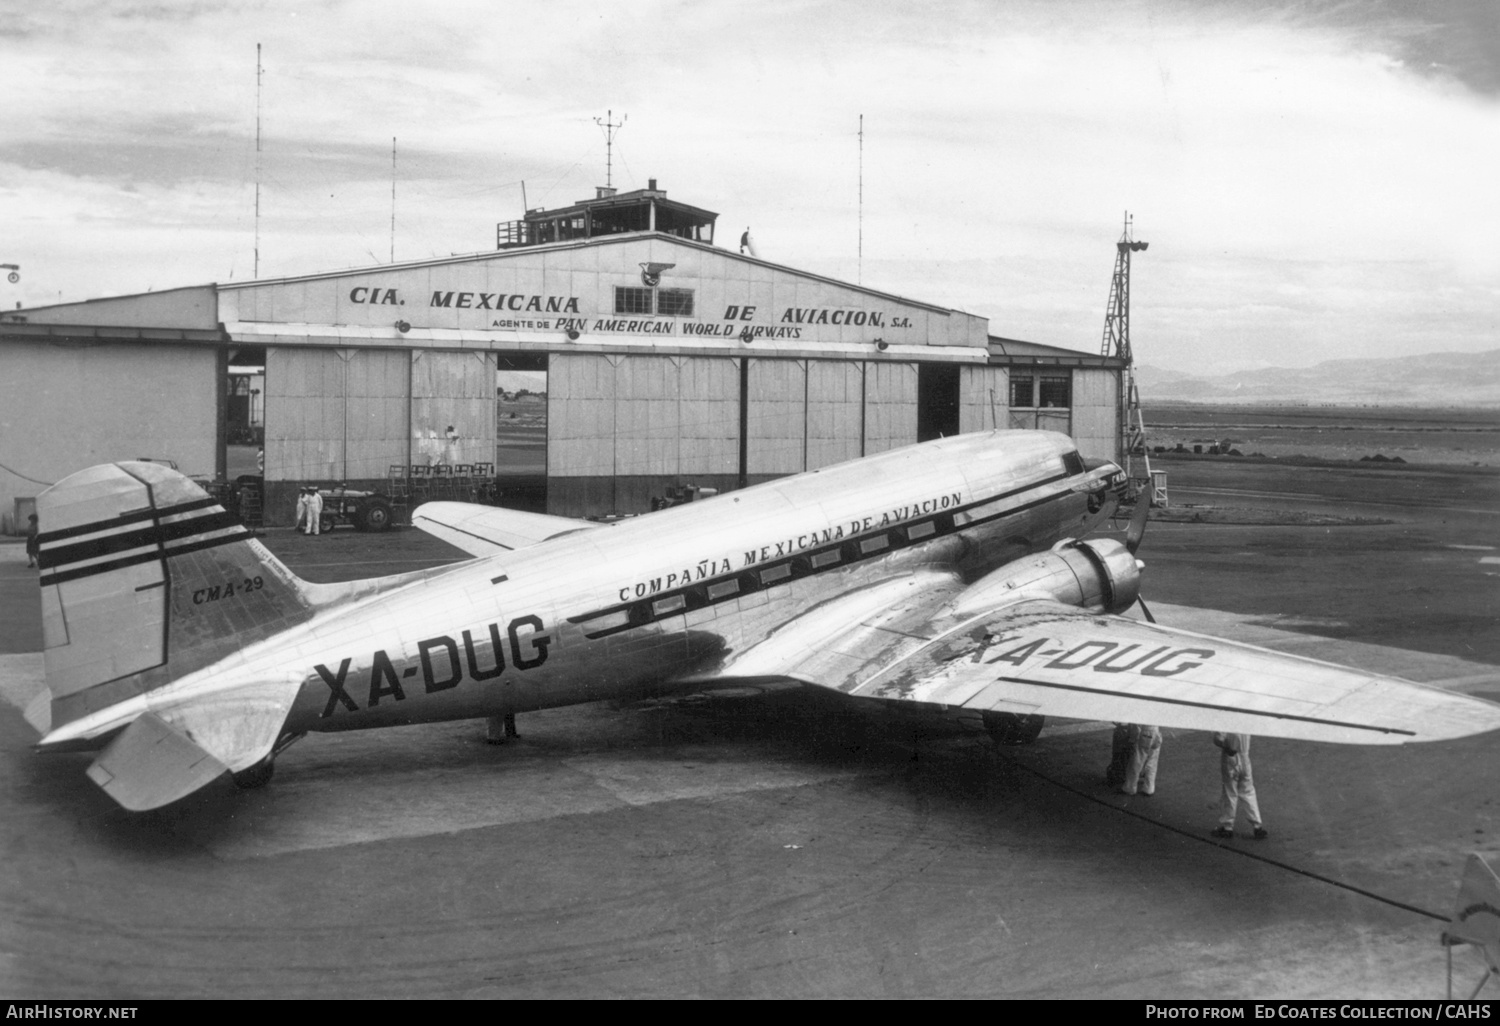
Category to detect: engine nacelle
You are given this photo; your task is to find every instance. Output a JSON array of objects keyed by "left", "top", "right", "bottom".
[{"left": 952, "top": 537, "right": 1142, "bottom": 617}]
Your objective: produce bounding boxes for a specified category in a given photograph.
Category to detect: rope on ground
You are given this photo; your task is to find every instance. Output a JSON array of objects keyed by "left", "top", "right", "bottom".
[{"left": 998, "top": 747, "right": 1448, "bottom": 923}]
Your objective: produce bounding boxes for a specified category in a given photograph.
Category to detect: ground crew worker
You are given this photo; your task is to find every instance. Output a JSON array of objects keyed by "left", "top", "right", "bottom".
[
  {"left": 25, "top": 513, "right": 40, "bottom": 568},
  {"left": 293, "top": 488, "right": 309, "bottom": 533},
  {"left": 1119, "top": 724, "right": 1161, "bottom": 796},
  {"left": 305, "top": 487, "right": 324, "bottom": 536},
  {"left": 1212, "top": 732, "right": 1267, "bottom": 839}
]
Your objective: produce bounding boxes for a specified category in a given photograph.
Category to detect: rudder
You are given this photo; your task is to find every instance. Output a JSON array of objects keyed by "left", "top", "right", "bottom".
[{"left": 35, "top": 461, "right": 317, "bottom": 735}]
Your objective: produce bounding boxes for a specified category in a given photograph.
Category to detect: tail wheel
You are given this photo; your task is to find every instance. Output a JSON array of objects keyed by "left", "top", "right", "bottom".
[
  {"left": 232, "top": 757, "right": 275, "bottom": 790},
  {"left": 983, "top": 711, "right": 1045, "bottom": 746}
]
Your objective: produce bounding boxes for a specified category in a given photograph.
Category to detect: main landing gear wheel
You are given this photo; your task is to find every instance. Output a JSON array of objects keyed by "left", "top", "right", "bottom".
[
  {"left": 232, "top": 758, "right": 275, "bottom": 790},
  {"left": 983, "top": 711, "right": 1045, "bottom": 746}
]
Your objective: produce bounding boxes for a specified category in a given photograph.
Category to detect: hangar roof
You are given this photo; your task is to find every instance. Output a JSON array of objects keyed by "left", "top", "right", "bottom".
[
  {"left": 988, "top": 335, "right": 1125, "bottom": 369},
  {"left": 216, "top": 230, "right": 962, "bottom": 316},
  {"left": 0, "top": 285, "right": 220, "bottom": 332},
  {"left": 211, "top": 229, "right": 992, "bottom": 360},
  {"left": 0, "top": 227, "right": 1114, "bottom": 367}
]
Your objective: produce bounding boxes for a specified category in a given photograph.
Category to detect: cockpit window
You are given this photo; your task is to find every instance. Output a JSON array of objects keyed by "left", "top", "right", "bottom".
[{"left": 1062, "top": 450, "right": 1086, "bottom": 476}]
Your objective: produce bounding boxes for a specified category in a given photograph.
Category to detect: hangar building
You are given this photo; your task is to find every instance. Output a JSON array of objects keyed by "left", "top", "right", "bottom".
[{"left": 0, "top": 182, "right": 1125, "bottom": 531}]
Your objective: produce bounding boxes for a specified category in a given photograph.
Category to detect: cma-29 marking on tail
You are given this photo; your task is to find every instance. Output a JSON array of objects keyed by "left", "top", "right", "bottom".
[{"left": 24, "top": 430, "right": 1500, "bottom": 812}]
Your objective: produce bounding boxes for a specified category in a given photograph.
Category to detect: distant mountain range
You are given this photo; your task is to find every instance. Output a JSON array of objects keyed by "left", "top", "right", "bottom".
[{"left": 1135, "top": 349, "right": 1500, "bottom": 406}]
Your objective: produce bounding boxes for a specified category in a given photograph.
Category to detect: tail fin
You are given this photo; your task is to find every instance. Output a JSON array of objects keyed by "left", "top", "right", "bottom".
[{"left": 35, "top": 461, "right": 317, "bottom": 736}]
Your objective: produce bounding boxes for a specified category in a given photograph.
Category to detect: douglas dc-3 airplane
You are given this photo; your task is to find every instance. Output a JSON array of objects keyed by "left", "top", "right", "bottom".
[{"left": 25, "top": 430, "right": 1500, "bottom": 811}]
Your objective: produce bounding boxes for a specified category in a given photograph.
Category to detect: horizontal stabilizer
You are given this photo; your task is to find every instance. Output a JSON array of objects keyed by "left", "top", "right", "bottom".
[
  {"left": 411, "top": 501, "right": 600, "bottom": 557},
  {"left": 23, "top": 688, "right": 52, "bottom": 736},
  {"left": 85, "top": 713, "right": 228, "bottom": 811}
]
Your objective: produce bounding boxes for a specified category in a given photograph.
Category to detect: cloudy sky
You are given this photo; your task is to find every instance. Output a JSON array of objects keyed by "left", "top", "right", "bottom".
[{"left": 2, "top": 0, "right": 1496, "bottom": 371}]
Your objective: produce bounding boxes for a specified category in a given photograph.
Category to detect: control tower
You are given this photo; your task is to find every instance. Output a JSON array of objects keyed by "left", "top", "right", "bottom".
[{"left": 497, "top": 179, "right": 718, "bottom": 250}]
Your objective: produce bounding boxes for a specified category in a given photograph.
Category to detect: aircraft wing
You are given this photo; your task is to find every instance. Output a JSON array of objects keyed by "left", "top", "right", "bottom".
[
  {"left": 410, "top": 501, "right": 602, "bottom": 557},
  {"left": 699, "top": 594, "right": 1500, "bottom": 745}
]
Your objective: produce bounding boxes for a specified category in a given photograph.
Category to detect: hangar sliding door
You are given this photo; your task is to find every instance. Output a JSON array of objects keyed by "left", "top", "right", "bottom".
[
  {"left": 264, "top": 348, "right": 348, "bottom": 483},
  {"left": 746, "top": 358, "right": 806, "bottom": 480},
  {"left": 677, "top": 357, "right": 739, "bottom": 479},
  {"left": 863, "top": 362, "right": 918, "bottom": 455},
  {"left": 411, "top": 351, "right": 498, "bottom": 470},
  {"left": 614, "top": 356, "right": 682, "bottom": 477},
  {"left": 346, "top": 349, "right": 411, "bottom": 479},
  {"left": 805, "top": 361, "right": 863, "bottom": 469},
  {"left": 548, "top": 353, "right": 617, "bottom": 480},
  {"left": 548, "top": 353, "right": 738, "bottom": 516},
  {"left": 958, "top": 365, "right": 1008, "bottom": 434},
  {"left": 265, "top": 348, "right": 410, "bottom": 483}
]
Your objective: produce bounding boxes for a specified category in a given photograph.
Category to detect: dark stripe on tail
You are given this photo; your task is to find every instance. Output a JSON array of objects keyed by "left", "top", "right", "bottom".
[
  {"left": 34, "top": 497, "right": 221, "bottom": 544},
  {"left": 38, "top": 509, "right": 243, "bottom": 570},
  {"left": 39, "top": 529, "right": 254, "bottom": 587},
  {"left": 38, "top": 499, "right": 253, "bottom": 587}
]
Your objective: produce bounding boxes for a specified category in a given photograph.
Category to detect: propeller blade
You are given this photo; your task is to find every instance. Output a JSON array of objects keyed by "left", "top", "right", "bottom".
[
  {"left": 1125, "top": 489, "right": 1152, "bottom": 554},
  {"left": 1136, "top": 594, "right": 1157, "bottom": 624}
]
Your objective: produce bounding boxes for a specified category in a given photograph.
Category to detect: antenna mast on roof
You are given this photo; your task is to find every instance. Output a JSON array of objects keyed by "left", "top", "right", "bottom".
[
  {"left": 390, "top": 137, "right": 396, "bottom": 263},
  {"left": 858, "top": 114, "right": 864, "bottom": 285},
  {"left": 594, "top": 109, "right": 626, "bottom": 188},
  {"left": 254, "top": 43, "right": 263, "bottom": 278}
]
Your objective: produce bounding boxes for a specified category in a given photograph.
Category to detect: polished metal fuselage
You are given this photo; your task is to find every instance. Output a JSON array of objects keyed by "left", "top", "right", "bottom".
[{"left": 268, "top": 430, "right": 1120, "bottom": 735}]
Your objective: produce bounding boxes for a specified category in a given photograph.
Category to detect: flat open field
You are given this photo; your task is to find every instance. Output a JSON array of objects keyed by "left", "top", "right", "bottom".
[
  {"left": 1145, "top": 403, "right": 1500, "bottom": 467},
  {"left": 0, "top": 452, "right": 1496, "bottom": 998}
]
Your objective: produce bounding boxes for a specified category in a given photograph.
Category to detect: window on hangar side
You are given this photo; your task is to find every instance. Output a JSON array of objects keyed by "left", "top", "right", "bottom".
[
  {"left": 614, "top": 287, "right": 653, "bottom": 315},
  {"left": 656, "top": 288, "right": 694, "bottom": 317},
  {"left": 614, "top": 285, "right": 695, "bottom": 317},
  {"left": 1009, "top": 372, "right": 1072, "bottom": 409},
  {"left": 1008, "top": 369, "right": 1072, "bottom": 433}
]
